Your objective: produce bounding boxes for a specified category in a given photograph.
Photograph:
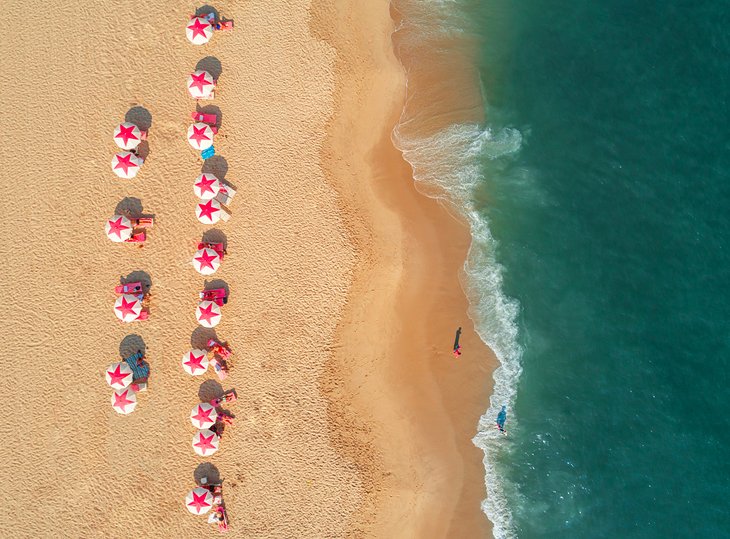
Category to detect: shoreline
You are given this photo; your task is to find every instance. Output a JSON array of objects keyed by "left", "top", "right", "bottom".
[{"left": 312, "top": 1, "right": 497, "bottom": 536}]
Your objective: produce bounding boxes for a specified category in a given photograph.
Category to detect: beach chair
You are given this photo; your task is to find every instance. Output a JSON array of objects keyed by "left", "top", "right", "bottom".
[
  {"left": 139, "top": 130, "right": 148, "bottom": 141},
  {"left": 215, "top": 184, "right": 236, "bottom": 205},
  {"left": 115, "top": 282, "right": 143, "bottom": 295},
  {"left": 207, "top": 339, "right": 232, "bottom": 360},
  {"left": 125, "top": 232, "right": 146, "bottom": 243},
  {"left": 191, "top": 111, "right": 218, "bottom": 126},
  {"left": 133, "top": 217, "right": 154, "bottom": 228},
  {"left": 200, "top": 288, "right": 227, "bottom": 305},
  {"left": 219, "top": 207, "right": 231, "bottom": 222},
  {"left": 201, "top": 146, "right": 216, "bottom": 160},
  {"left": 124, "top": 351, "right": 150, "bottom": 383},
  {"left": 136, "top": 310, "right": 149, "bottom": 321},
  {"left": 216, "top": 20, "right": 234, "bottom": 31},
  {"left": 210, "top": 357, "right": 229, "bottom": 381},
  {"left": 198, "top": 242, "right": 226, "bottom": 258}
]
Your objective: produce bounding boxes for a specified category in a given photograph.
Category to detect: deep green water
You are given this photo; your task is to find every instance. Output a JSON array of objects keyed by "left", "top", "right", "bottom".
[
  {"left": 472, "top": 1, "right": 730, "bottom": 537},
  {"left": 394, "top": 1, "right": 730, "bottom": 537}
]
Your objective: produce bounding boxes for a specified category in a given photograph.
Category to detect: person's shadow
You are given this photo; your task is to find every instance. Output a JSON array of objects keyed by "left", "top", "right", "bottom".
[{"left": 453, "top": 327, "right": 462, "bottom": 350}]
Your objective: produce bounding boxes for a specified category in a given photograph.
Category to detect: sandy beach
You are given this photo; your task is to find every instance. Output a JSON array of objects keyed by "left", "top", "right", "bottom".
[{"left": 0, "top": 1, "right": 496, "bottom": 537}]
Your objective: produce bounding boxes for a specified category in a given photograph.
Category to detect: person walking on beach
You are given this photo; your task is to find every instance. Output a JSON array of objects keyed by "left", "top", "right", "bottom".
[{"left": 453, "top": 327, "right": 462, "bottom": 357}]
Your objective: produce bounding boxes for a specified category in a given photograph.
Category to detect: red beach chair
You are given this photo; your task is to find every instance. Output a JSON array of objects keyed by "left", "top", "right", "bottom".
[
  {"left": 114, "top": 282, "right": 143, "bottom": 295},
  {"left": 191, "top": 111, "right": 218, "bottom": 126},
  {"left": 198, "top": 242, "right": 226, "bottom": 258},
  {"left": 211, "top": 357, "right": 228, "bottom": 381},
  {"left": 136, "top": 310, "right": 149, "bottom": 321},
  {"left": 125, "top": 232, "right": 146, "bottom": 243},
  {"left": 200, "top": 288, "right": 227, "bottom": 305}
]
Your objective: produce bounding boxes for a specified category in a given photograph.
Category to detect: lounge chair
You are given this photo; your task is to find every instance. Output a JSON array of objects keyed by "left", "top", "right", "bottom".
[
  {"left": 207, "top": 338, "right": 232, "bottom": 360},
  {"left": 198, "top": 242, "right": 226, "bottom": 258},
  {"left": 200, "top": 288, "right": 227, "bottom": 305},
  {"left": 210, "top": 357, "right": 229, "bottom": 381},
  {"left": 133, "top": 217, "right": 154, "bottom": 228},
  {"left": 136, "top": 310, "right": 149, "bottom": 321},
  {"left": 191, "top": 111, "right": 218, "bottom": 126},
  {"left": 115, "top": 282, "right": 143, "bottom": 295},
  {"left": 125, "top": 232, "right": 146, "bottom": 243},
  {"left": 216, "top": 20, "right": 234, "bottom": 31}
]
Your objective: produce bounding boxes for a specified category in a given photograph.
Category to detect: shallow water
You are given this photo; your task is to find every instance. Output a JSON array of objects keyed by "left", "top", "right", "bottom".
[{"left": 393, "top": 0, "right": 730, "bottom": 537}]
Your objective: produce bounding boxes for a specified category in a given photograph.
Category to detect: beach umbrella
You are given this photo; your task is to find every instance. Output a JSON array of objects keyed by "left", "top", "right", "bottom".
[
  {"left": 186, "top": 487, "right": 214, "bottom": 515},
  {"left": 186, "top": 17, "right": 214, "bottom": 45},
  {"left": 113, "top": 122, "right": 142, "bottom": 150},
  {"left": 114, "top": 294, "right": 142, "bottom": 323},
  {"left": 181, "top": 349, "right": 209, "bottom": 376},
  {"left": 111, "top": 387, "right": 137, "bottom": 415},
  {"left": 111, "top": 151, "right": 143, "bottom": 179},
  {"left": 193, "top": 248, "right": 221, "bottom": 276},
  {"left": 105, "top": 215, "right": 133, "bottom": 242},
  {"left": 190, "top": 402, "right": 218, "bottom": 429},
  {"left": 105, "top": 362, "right": 133, "bottom": 390},
  {"left": 192, "top": 429, "right": 220, "bottom": 457},
  {"left": 187, "top": 123, "right": 214, "bottom": 150},
  {"left": 196, "top": 300, "right": 222, "bottom": 328},
  {"left": 187, "top": 70, "right": 215, "bottom": 99},
  {"left": 193, "top": 173, "right": 221, "bottom": 200},
  {"left": 196, "top": 198, "right": 222, "bottom": 224}
]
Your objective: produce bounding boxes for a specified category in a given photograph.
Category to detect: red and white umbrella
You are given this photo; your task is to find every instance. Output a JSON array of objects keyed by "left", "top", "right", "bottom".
[
  {"left": 113, "top": 122, "right": 142, "bottom": 150},
  {"left": 187, "top": 123, "right": 214, "bottom": 150},
  {"left": 190, "top": 402, "right": 218, "bottom": 429},
  {"left": 193, "top": 173, "right": 221, "bottom": 200},
  {"left": 187, "top": 70, "right": 215, "bottom": 99},
  {"left": 186, "top": 487, "right": 214, "bottom": 515},
  {"left": 105, "top": 362, "right": 133, "bottom": 389},
  {"left": 105, "top": 215, "right": 133, "bottom": 242},
  {"left": 186, "top": 17, "right": 213, "bottom": 45},
  {"left": 193, "top": 248, "right": 221, "bottom": 276},
  {"left": 196, "top": 300, "right": 221, "bottom": 328},
  {"left": 196, "top": 198, "right": 222, "bottom": 224},
  {"left": 181, "top": 349, "right": 209, "bottom": 376},
  {"left": 111, "top": 151, "right": 143, "bottom": 179},
  {"left": 114, "top": 294, "right": 142, "bottom": 323},
  {"left": 111, "top": 387, "right": 137, "bottom": 414},
  {"left": 192, "top": 429, "right": 220, "bottom": 457}
]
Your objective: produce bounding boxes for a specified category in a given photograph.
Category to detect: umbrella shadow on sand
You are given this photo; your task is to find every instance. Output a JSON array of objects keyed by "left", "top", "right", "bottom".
[
  {"left": 114, "top": 197, "right": 154, "bottom": 220},
  {"left": 125, "top": 106, "right": 152, "bottom": 131},
  {"left": 201, "top": 156, "right": 229, "bottom": 181},
  {"left": 191, "top": 326, "right": 218, "bottom": 350},
  {"left": 198, "top": 379, "right": 224, "bottom": 403},
  {"left": 202, "top": 229, "right": 227, "bottom": 250},
  {"left": 119, "top": 334, "right": 146, "bottom": 358},
  {"left": 196, "top": 56, "right": 223, "bottom": 81},
  {"left": 193, "top": 462, "right": 222, "bottom": 486},
  {"left": 121, "top": 270, "right": 152, "bottom": 294},
  {"left": 194, "top": 5, "right": 219, "bottom": 20}
]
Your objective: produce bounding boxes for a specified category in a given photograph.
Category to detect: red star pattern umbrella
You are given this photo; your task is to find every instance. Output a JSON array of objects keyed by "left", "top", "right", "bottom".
[
  {"left": 113, "top": 122, "right": 142, "bottom": 150},
  {"left": 181, "top": 349, "right": 210, "bottom": 376},
  {"left": 105, "top": 362, "right": 133, "bottom": 389},
  {"left": 114, "top": 294, "right": 143, "bottom": 323},
  {"left": 190, "top": 402, "right": 218, "bottom": 429},
  {"left": 111, "top": 387, "right": 137, "bottom": 415},
  {"left": 111, "top": 151, "right": 143, "bottom": 179},
  {"left": 186, "top": 17, "right": 213, "bottom": 45},
  {"left": 187, "top": 122, "right": 214, "bottom": 150},
  {"left": 192, "top": 429, "right": 220, "bottom": 456},
  {"left": 105, "top": 215, "right": 133, "bottom": 243},
  {"left": 193, "top": 173, "right": 221, "bottom": 200},
  {"left": 186, "top": 487, "right": 214, "bottom": 515},
  {"left": 187, "top": 70, "right": 215, "bottom": 99},
  {"left": 193, "top": 248, "right": 221, "bottom": 276},
  {"left": 196, "top": 300, "right": 222, "bottom": 328},
  {"left": 196, "top": 198, "right": 222, "bottom": 224}
]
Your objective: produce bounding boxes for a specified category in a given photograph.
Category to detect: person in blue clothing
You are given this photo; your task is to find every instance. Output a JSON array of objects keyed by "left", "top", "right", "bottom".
[{"left": 495, "top": 405, "right": 507, "bottom": 435}]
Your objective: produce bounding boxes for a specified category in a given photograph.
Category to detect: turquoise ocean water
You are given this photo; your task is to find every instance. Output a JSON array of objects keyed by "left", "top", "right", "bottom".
[{"left": 394, "top": 1, "right": 730, "bottom": 537}]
